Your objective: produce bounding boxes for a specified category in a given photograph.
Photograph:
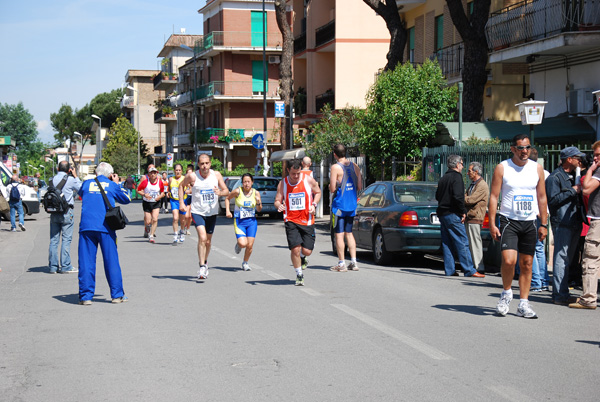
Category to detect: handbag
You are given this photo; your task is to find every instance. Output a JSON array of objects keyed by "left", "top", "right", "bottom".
[
  {"left": 0, "top": 192, "right": 9, "bottom": 214},
  {"left": 95, "top": 178, "right": 129, "bottom": 231}
]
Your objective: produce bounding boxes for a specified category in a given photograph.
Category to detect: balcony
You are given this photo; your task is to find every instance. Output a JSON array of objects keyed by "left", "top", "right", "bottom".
[
  {"left": 153, "top": 71, "right": 178, "bottom": 91},
  {"left": 486, "top": 0, "right": 600, "bottom": 53},
  {"left": 195, "top": 128, "right": 281, "bottom": 144},
  {"left": 294, "top": 31, "right": 306, "bottom": 55},
  {"left": 194, "top": 31, "right": 283, "bottom": 58},
  {"left": 195, "top": 81, "right": 280, "bottom": 104},
  {"left": 430, "top": 42, "right": 464, "bottom": 78},
  {"left": 173, "top": 133, "right": 191, "bottom": 147},
  {"left": 315, "top": 20, "right": 335, "bottom": 48},
  {"left": 315, "top": 90, "right": 335, "bottom": 113},
  {"left": 154, "top": 110, "right": 177, "bottom": 123},
  {"left": 120, "top": 95, "right": 134, "bottom": 109}
]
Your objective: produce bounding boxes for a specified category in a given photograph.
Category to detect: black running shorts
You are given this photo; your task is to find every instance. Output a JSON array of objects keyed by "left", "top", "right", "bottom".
[
  {"left": 498, "top": 215, "right": 537, "bottom": 256},
  {"left": 285, "top": 221, "right": 315, "bottom": 251}
]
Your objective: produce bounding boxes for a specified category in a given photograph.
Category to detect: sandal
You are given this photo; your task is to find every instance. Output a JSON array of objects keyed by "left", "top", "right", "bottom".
[{"left": 330, "top": 265, "right": 348, "bottom": 272}]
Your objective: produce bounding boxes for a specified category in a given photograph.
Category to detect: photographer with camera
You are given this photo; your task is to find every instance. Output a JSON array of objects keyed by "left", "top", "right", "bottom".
[{"left": 47, "top": 161, "right": 82, "bottom": 274}]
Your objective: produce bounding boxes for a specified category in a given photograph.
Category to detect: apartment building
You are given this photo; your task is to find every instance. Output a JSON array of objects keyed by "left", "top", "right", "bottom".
[
  {"left": 174, "top": 0, "right": 283, "bottom": 170},
  {"left": 291, "top": 0, "right": 390, "bottom": 130}
]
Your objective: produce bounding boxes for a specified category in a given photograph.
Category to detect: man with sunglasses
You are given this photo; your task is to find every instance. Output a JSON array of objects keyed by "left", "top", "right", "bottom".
[
  {"left": 489, "top": 134, "right": 548, "bottom": 318},
  {"left": 546, "top": 146, "right": 586, "bottom": 305}
]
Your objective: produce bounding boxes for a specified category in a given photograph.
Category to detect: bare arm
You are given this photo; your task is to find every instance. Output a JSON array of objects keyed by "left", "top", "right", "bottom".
[
  {"left": 354, "top": 163, "right": 363, "bottom": 193},
  {"left": 178, "top": 172, "right": 195, "bottom": 209},
  {"left": 488, "top": 164, "right": 504, "bottom": 241},
  {"left": 225, "top": 187, "right": 239, "bottom": 218},
  {"left": 582, "top": 161, "right": 600, "bottom": 196},
  {"left": 329, "top": 164, "right": 341, "bottom": 193},
  {"left": 215, "top": 172, "right": 229, "bottom": 197},
  {"left": 536, "top": 164, "right": 548, "bottom": 241},
  {"left": 275, "top": 180, "right": 285, "bottom": 212},
  {"left": 308, "top": 176, "right": 321, "bottom": 214}
]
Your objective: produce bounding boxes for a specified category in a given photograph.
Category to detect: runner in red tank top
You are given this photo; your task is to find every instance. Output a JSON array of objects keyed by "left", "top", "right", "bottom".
[{"left": 275, "top": 159, "right": 321, "bottom": 286}]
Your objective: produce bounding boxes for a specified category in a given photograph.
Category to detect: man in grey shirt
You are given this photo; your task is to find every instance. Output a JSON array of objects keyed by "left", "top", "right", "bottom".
[{"left": 48, "top": 161, "right": 82, "bottom": 274}]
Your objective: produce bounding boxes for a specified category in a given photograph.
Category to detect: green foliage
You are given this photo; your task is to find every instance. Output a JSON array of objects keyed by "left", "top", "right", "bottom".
[
  {"left": 89, "top": 89, "right": 126, "bottom": 129},
  {"left": 50, "top": 104, "right": 76, "bottom": 145},
  {"left": 1, "top": 102, "right": 41, "bottom": 158},
  {"left": 305, "top": 104, "right": 364, "bottom": 163},
  {"left": 361, "top": 60, "right": 457, "bottom": 162},
  {"left": 210, "top": 158, "right": 250, "bottom": 176},
  {"left": 106, "top": 143, "right": 138, "bottom": 176},
  {"left": 271, "top": 161, "right": 282, "bottom": 177},
  {"left": 464, "top": 134, "right": 501, "bottom": 146},
  {"left": 102, "top": 116, "right": 148, "bottom": 174},
  {"left": 396, "top": 163, "right": 422, "bottom": 181}
]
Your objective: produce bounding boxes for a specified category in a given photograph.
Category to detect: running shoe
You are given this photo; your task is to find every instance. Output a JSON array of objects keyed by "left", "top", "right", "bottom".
[
  {"left": 330, "top": 264, "right": 348, "bottom": 272},
  {"left": 79, "top": 300, "right": 92, "bottom": 306},
  {"left": 530, "top": 288, "right": 542, "bottom": 292},
  {"left": 149, "top": 235, "right": 155, "bottom": 244},
  {"left": 242, "top": 262, "right": 251, "bottom": 271},
  {"left": 143, "top": 225, "right": 150, "bottom": 238},
  {"left": 295, "top": 274, "right": 304, "bottom": 286},
  {"left": 197, "top": 265, "right": 209, "bottom": 280},
  {"left": 347, "top": 262, "right": 359, "bottom": 271},
  {"left": 301, "top": 256, "right": 308, "bottom": 270},
  {"left": 173, "top": 234, "right": 179, "bottom": 243},
  {"left": 517, "top": 300, "right": 538, "bottom": 319},
  {"left": 496, "top": 292, "right": 512, "bottom": 316},
  {"left": 234, "top": 243, "right": 242, "bottom": 254},
  {"left": 179, "top": 230, "right": 185, "bottom": 243},
  {"left": 19, "top": 223, "right": 26, "bottom": 231}
]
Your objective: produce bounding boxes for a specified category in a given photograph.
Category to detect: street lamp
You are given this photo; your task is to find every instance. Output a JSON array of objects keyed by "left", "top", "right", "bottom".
[
  {"left": 127, "top": 84, "right": 141, "bottom": 175},
  {"left": 39, "top": 165, "right": 46, "bottom": 182},
  {"left": 91, "top": 114, "right": 102, "bottom": 164},
  {"left": 47, "top": 158, "right": 56, "bottom": 175}
]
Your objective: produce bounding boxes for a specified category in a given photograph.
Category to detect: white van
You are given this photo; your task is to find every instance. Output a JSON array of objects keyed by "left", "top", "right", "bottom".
[{"left": 1, "top": 161, "right": 40, "bottom": 217}]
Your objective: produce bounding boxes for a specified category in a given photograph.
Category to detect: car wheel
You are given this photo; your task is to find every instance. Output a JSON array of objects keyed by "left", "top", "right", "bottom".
[
  {"left": 22, "top": 204, "right": 29, "bottom": 215},
  {"left": 372, "top": 228, "right": 391, "bottom": 265}
]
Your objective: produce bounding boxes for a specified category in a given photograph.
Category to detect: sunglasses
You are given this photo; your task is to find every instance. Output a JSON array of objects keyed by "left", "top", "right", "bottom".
[{"left": 514, "top": 145, "right": 531, "bottom": 150}]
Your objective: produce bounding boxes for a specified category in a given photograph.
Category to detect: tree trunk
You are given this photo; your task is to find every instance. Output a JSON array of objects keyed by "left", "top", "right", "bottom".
[
  {"left": 445, "top": 0, "right": 491, "bottom": 121},
  {"left": 362, "top": 0, "right": 407, "bottom": 71},
  {"left": 275, "top": 1, "right": 293, "bottom": 154}
]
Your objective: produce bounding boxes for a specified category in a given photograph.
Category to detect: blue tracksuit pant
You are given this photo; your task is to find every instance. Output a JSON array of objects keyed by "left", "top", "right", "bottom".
[{"left": 78, "top": 231, "right": 124, "bottom": 301}]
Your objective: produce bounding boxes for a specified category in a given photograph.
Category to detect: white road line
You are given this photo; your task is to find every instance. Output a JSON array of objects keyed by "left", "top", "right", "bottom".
[
  {"left": 212, "top": 246, "right": 238, "bottom": 259},
  {"left": 263, "top": 270, "right": 286, "bottom": 280},
  {"left": 487, "top": 385, "right": 536, "bottom": 402},
  {"left": 331, "top": 304, "right": 454, "bottom": 361},
  {"left": 300, "top": 288, "right": 321, "bottom": 297}
]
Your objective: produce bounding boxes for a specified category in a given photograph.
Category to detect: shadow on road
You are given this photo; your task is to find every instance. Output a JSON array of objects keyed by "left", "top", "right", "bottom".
[
  {"left": 28, "top": 266, "right": 49, "bottom": 274},
  {"left": 246, "top": 279, "right": 295, "bottom": 286},
  {"left": 575, "top": 340, "right": 600, "bottom": 348},
  {"left": 53, "top": 293, "right": 101, "bottom": 305},
  {"left": 432, "top": 304, "right": 497, "bottom": 316},
  {"left": 152, "top": 275, "right": 198, "bottom": 282}
]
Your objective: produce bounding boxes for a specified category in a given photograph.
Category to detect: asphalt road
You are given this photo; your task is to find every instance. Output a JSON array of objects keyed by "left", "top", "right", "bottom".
[{"left": 1, "top": 200, "right": 598, "bottom": 402}]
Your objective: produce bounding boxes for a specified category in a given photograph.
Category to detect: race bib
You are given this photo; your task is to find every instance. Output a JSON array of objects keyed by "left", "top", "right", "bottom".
[
  {"left": 288, "top": 192, "right": 306, "bottom": 211},
  {"left": 147, "top": 190, "right": 159, "bottom": 201},
  {"left": 170, "top": 187, "right": 179, "bottom": 198},
  {"left": 512, "top": 195, "right": 534, "bottom": 218},
  {"left": 239, "top": 207, "right": 255, "bottom": 219},
  {"left": 200, "top": 189, "right": 215, "bottom": 205}
]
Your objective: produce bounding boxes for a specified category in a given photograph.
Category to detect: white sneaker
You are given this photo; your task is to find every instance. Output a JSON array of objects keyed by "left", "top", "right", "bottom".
[
  {"left": 197, "top": 265, "right": 208, "bottom": 280},
  {"left": 179, "top": 230, "right": 185, "bottom": 243},
  {"left": 234, "top": 243, "right": 241, "bottom": 254},
  {"left": 173, "top": 234, "right": 179, "bottom": 243},
  {"left": 496, "top": 292, "right": 512, "bottom": 316},
  {"left": 242, "top": 262, "right": 251, "bottom": 271},
  {"left": 517, "top": 300, "right": 538, "bottom": 319}
]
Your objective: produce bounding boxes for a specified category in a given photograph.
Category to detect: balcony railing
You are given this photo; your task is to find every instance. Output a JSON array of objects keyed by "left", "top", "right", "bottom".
[
  {"left": 294, "top": 32, "right": 306, "bottom": 54},
  {"left": 154, "top": 110, "right": 177, "bottom": 123},
  {"left": 120, "top": 95, "right": 134, "bottom": 109},
  {"left": 195, "top": 128, "right": 281, "bottom": 144},
  {"left": 315, "top": 20, "right": 335, "bottom": 48},
  {"left": 315, "top": 91, "right": 335, "bottom": 113},
  {"left": 430, "top": 42, "right": 464, "bottom": 77},
  {"left": 485, "top": 0, "right": 600, "bottom": 51},
  {"left": 173, "top": 134, "right": 191, "bottom": 147},
  {"left": 153, "top": 71, "right": 178, "bottom": 90},
  {"left": 194, "top": 31, "right": 283, "bottom": 55},
  {"left": 195, "top": 81, "right": 280, "bottom": 100}
]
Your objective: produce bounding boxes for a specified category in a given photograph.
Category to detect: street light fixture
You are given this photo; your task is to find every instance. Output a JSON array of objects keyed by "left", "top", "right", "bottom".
[
  {"left": 91, "top": 114, "right": 102, "bottom": 164},
  {"left": 126, "top": 84, "right": 141, "bottom": 175},
  {"left": 39, "top": 165, "right": 46, "bottom": 182}
]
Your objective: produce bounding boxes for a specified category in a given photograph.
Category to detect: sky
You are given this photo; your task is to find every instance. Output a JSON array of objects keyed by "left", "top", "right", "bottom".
[{"left": 0, "top": 0, "right": 208, "bottom": 144}]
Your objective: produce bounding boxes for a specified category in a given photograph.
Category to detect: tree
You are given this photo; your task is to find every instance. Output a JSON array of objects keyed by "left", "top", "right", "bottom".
[
  {"left": 50, "top": 104, "right": 83, "bottom": 170},
  {"left": 446, "top": 0, "right": 491, "bottom": 121},
  {"left": 102, "top": 116, "right": 148, "bottom": 176},
  {"left": 0, "top": 102, "right": 40, "bottom": 158},
  {"left": 305, "top": 104, "right": 364, "bottom": 163},
  {"left": 363, "top": 0, "right": 407, "bottom": 71},
  {"left": 274, "top": 1, "right": 294, "bottom": 161},
  {"left": 89, "top": 89, "right": 125, "bottom": 129},
  {"left": 361, "top": 60, "right": 457, "bottom": 167}
]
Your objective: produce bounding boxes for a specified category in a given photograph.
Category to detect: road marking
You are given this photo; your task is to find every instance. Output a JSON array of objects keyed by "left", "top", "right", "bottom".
[
  {"left": 300, "top": 288, "right": 321, "bottom": 297},
  {"left": 331, "top": 304, "right": 454, "bottom": 361},
  {"left": 212, "top": 246, "right": 238, "bottom": 259},
  {"left": 263, "top": 270, "right": 286, "bottom": 280},
  {"left": 487, "top": 385, "right": 535, "bottom": 402}
]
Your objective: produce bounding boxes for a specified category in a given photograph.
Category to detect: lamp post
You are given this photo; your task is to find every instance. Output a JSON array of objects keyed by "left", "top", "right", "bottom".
[
  {"left": 47, "top": 158, "right": 56, "bottom": 175},
  {"left": 25, "top": 161, "right": 30, "bottom": 176},
  {"left": 73, "top": 131, "right": 83, "bottom": 176},
  {"left": 126, "top": 85, "right": 141, "bottom": 175},
  {"left": 91, "top": 114, "right": 102, "bottom": 164},
  {"left": 39, "top": 165, "right": 46, "bottom": 183}
]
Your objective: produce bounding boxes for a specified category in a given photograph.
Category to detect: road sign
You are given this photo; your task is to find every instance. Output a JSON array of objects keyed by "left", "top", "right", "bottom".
[
  {"left": 252, "top": 133, "right": 265, "bottom": 150},
  {"left": 275, "top": 101, "right": 285, "bottom": 118},
  {"left": 167, "top": 153, "right": 174, "bottom": 167}
]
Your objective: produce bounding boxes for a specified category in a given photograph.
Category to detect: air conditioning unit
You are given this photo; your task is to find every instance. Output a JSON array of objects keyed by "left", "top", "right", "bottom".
[
  {"left": 205, "top": 59, "right": 212, "bottom": 67},
  {"left": 569, "top": 88, "right": 594, "bottom": 114},
  {"left": 268, "top": 55, "right": 281, "bottom": 64}
]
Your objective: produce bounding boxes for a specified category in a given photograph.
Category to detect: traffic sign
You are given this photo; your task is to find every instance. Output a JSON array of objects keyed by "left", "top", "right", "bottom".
[
  {"left": 275, "top": 101, "right": 285, "bottom": 118},
  {"left": 167, "top": 153, "right": 174, "bottom": 167},
  {"left": 252, "top": 133, "right": 265, "bottom": 150}
]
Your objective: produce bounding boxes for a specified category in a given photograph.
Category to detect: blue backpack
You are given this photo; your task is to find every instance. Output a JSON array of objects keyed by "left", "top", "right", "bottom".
[{"left": 9, "top": 184, "right": 21, "bottom": 202}]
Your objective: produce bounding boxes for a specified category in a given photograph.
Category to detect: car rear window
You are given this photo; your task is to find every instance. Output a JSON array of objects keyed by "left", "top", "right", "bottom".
[
  {"left": 253, "top": 179, "right": 279, "bottom": 191},
  {"left": 393, "top": 184, "right": 437, "bottom": 203}
]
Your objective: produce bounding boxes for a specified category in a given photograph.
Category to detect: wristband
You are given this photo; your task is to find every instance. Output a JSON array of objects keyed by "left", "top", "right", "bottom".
[{"left": 540, "top": 224, "right": 548, "bottom": 229}]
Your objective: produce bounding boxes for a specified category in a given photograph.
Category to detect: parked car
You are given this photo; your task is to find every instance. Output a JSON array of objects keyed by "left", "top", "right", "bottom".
[
  {"left": 335, "top": 181, "right": 491, "bottom": 265},
  {"left": 218, "top": 176, "right": 241, "bottom": 215},
  {"left": 227, "top": 176, "right": 281, "bottom": 218},
  {"left": 0, "top": 161, "right": 40, "bottom": 219}
]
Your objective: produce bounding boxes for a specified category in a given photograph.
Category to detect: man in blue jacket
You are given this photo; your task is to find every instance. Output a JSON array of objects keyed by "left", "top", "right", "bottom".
[
  {"left": 546, "top": 146, "right": 585, "bottom": 305},
  {"left": 77, "top": 162, "right": 131, "bottom": 305}
]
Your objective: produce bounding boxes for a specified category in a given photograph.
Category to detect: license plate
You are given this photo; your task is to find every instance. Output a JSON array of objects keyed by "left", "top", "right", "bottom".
[
  {"left": 431, "top": 214, "right": 440, "bottom": 224},
  {"left": 261, "top": 204, "right": 276, "bottom": 212}
]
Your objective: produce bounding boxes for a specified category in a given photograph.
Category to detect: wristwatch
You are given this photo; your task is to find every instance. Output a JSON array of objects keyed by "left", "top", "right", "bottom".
[
  {"left": 312, "top": 202, "right": 317, "bottom": 208},
  {"left": 540, "top": 223, "right": 548, "bottom": 229}
]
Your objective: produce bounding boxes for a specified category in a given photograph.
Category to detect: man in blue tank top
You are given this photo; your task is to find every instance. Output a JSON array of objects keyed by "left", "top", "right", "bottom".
[{"left": 329, "top": 144, "right": 362, "bottom": 272}]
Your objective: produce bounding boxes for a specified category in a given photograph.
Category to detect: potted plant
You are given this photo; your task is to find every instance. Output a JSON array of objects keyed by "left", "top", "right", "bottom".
[{"left": 163, "top": 106, "right": 174, "bottom": 116}]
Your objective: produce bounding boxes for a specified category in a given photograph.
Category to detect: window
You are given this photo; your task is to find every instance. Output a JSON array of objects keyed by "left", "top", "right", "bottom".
[
  {"left": 408, "top": 27, "right": 415, "bottom": 64},
  {"left": 251, "top": 11, "right": 266, "bottom": 47},
  {"left": 434, "top": 15, "right": 444, "bottom": 51},
  {"left": 366, "top": 185, "right": 386, "bottom": 208},
  {"left": 252, "top": 60, "right": 266, "bottom": 94},
  {"left": 357, "top": 186, "right": 376, "bottom": 208}
]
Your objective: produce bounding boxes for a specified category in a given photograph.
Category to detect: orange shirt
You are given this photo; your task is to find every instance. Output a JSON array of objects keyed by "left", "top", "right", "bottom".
[{"left": 283, "top": 175, "right": 314, "bottom": 225}]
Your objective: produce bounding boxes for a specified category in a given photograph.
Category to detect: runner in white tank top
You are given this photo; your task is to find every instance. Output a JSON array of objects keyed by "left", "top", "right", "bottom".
[
  {"left": 488, "top": 134, "right": 548, "bottom": 319},
  {"left": 178, "top": 154, "right": 229, "bottom": 281}
]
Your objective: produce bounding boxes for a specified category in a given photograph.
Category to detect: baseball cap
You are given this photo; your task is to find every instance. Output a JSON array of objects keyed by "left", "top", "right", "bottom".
[
  {"left": 560, "top": 146, "right": 585, "bottom": 160},
  {"left": 148, "top": 167, "right": 158, "bottom": 173}
]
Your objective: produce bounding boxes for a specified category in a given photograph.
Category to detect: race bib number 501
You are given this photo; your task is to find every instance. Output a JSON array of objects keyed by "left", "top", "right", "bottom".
[
  {"left": 288, "top": 192, "right": 306, "bottom": 211},
  {"left": 512, "top": 195, "right": 534, "bottom": 218}
]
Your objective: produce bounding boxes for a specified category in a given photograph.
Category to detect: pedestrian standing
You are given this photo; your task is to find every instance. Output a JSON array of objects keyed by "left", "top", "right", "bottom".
[
  {"left": 77, "top": 162, "right": 131, "bottom": 305},
  {"left": 48, "top": 161, "right": 82, "bottom": 274},
  {"left": 546, "top": 146, "right": 585, "bottom": 305},
  {"left": 488, "top": 134, "right": 548, "bottom": 319},
  {"left": 569, "top": 140, "right": 600, "bottom": 309},
  {"left": 436, "top": 155, "right": 485, "bottom": 278},
  {"left": 274, "top": 158, "right": 322, "bottom": 286},
  {"left": 464, "top": 161, "right": 489, "bottom": 273},
  {"left": 225, "top": 173, "right": 262, "bottom": 271},
  {"left": 6, "top": 174, "right": 26, "bottom": 232},
  {"left": 329, "top": 143, "right": 362, "bottom": 272},
  {"left": 179, "top": 154, "right": 229, "bottom": 280}
]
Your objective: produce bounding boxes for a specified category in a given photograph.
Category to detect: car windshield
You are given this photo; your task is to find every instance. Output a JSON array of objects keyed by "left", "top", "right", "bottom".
[
  {"left": 393, "top": 184, "right": 437, "bottom": 203},
  {"left": 253, "top": 178, "right": 279, "bottom": 191},
  {"left": 227, "top": 179, "right": 240, "bottom": 191}
]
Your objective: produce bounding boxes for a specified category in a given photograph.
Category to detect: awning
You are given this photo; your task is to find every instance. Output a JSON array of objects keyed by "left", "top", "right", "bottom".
[
  {"left": 435, "top": 115, "right": 596, "bottom": 145},
  {"left": 270, "top": 148, "right": 306, "bottom": 162}
]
